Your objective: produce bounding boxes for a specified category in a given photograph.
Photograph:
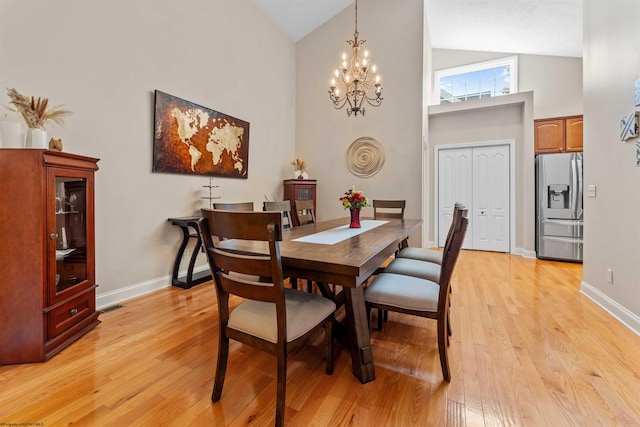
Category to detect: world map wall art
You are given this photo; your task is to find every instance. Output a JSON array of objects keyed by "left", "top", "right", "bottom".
[{"left": 152, "top": 90, "right": 249, "bottom": 178}]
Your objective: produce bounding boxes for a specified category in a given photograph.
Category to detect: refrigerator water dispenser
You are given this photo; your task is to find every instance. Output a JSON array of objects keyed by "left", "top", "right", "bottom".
[{"left": 547, "top": 184, "right": 569, "bottom": 209}]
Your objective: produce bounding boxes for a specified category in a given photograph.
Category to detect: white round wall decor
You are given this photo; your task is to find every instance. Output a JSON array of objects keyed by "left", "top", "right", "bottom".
[{"left": 346, "top": 136, "right": 385, "bottom": 178}]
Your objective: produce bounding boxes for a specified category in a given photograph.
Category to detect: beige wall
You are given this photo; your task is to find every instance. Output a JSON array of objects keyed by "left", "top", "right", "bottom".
[
  {"left": 295, "top": 0, "right": 424, "bottom": 246},
  {"left": 0, "top": 0, "right": 296, "bottom": 304},
  {"left": 432, "top": 49, "right": 583, "bottom": 119},
  {"left": 426, "top": 50, "right": 582, "bottom": 255},
  {"left": 582, "top": 0, "right": 640, "bottom": 331},
  {"left": 427, "top": 93, "right": 535, "bottom": 254}
]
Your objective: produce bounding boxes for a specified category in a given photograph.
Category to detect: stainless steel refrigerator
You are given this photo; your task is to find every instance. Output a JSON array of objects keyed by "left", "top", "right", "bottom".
[{"left": 535, "top": 152, "right": 583, "bottom": 262}]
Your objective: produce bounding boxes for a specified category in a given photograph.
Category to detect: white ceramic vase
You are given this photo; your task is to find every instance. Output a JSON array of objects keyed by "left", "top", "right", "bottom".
[
  {"left": 26, "top": 128, "right": 48, "bottom": 149},
  {"left": 294, "top": 170, "right": 309, "bottom": 179},
  {"left": 1, "top": 120, "right": 28, "bottom": 148}
]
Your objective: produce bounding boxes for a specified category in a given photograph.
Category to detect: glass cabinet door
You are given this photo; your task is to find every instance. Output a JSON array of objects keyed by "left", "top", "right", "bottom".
[{"left": 53, "top": 175, "right": 88, "bottom": 296}]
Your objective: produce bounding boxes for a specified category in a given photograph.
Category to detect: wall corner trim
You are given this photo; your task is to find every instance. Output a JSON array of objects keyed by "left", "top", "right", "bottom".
[{"left": 580, "top": 281, "right": 640, "bottom": 337}]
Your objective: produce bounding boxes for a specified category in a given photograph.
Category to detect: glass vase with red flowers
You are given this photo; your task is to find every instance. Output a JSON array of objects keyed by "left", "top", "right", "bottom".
[{"left": 339, "top": 186, "right": 370, "bottom": 228}]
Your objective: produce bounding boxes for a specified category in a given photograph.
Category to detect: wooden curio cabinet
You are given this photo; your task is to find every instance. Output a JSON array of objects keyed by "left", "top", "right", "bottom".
[
  {"left": 0, "top": 149, "right": 100, "bottom": 364},
  {"left": 283, "top": 179, "right": 317, "bottom": 227}
]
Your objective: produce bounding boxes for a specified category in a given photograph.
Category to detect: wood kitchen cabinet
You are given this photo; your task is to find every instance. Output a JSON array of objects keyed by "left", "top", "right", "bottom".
[
  {"left": 0, "top": 149, "right": 100, "bottom": 364},
  {"left": 534, "top": 115, "right": 583, "bottom": 154},
  {"left": 283, "top": 179, "right": 316, "bottom": 227}
]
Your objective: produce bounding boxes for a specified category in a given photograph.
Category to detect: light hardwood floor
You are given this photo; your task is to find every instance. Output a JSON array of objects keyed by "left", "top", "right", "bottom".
[{"left": 2, "top": 251, "right": 640, "bottom": 426}]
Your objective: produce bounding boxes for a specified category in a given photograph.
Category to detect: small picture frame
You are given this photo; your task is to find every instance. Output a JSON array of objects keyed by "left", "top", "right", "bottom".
[{"left": 620, "top": 111, "right": 639, "bottom": 141}]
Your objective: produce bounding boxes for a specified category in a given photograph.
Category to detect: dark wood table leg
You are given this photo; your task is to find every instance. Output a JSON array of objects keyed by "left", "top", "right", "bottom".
[{"left": 343, "top": 286, "right": 375, "bottom": 383}]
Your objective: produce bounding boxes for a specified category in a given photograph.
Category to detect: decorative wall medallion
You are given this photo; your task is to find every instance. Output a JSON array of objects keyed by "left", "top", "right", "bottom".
[{"left": 346, "top": 137, "right": 385, "bottom": 178}]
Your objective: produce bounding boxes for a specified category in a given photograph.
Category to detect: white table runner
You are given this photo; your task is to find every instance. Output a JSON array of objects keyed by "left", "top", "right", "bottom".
[{"left": 292, "top": 220, "right": 388, "bottom": 245}]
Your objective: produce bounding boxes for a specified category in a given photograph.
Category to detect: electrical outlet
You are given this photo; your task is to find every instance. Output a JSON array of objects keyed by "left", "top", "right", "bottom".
[{"left": 607, "top": 268, "right": 613, "bottom": 284}]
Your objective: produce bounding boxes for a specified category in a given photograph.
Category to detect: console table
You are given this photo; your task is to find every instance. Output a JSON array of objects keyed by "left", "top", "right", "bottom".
[{"left": 167, "top": 217, "right": 212, "bottom": 289}]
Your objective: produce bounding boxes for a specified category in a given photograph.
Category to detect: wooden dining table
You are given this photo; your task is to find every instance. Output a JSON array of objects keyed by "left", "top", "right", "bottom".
[{"left": 217, "top": 216, "right": 422, "bottom": 384}]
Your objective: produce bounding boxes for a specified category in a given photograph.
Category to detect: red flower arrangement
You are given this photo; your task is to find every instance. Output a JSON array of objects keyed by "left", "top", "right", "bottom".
[{"left": 339, "top": 187, "right": 370, "bottom": 210}]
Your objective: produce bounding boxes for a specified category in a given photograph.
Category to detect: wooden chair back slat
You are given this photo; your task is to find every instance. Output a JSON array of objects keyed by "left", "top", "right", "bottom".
[
  {"left": 212, "top": 202, "right": 254, "bottom": 211},
  {"left": 294, "top": 199, "right": 316, "bottom": 225},
  {"left": 202, "top": 209, "right": 282, "bottom": 241},
  {"left": 264, "top": 200, "right": 294, "bottom": 229},
  {"left": 373, "top": 200, "right": 406, "bottom": 219}
]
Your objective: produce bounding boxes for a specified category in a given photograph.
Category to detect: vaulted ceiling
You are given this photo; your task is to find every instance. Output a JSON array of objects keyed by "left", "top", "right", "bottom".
[{"left": 251, "top": 0, "right": 583, "bottom": 58}]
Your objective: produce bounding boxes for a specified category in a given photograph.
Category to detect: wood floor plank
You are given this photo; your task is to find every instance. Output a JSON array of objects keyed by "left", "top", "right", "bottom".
[{"left": 2, "top": 251, "right": 640, "bottom": 426}]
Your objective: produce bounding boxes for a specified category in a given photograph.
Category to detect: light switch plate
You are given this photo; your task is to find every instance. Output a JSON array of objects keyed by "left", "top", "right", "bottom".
[{"left": 587, "top": 184, "right": 597, "bottom": 198}]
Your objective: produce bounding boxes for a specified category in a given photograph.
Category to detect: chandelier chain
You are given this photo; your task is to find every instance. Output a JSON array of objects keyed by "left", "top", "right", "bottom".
[{"left": 354, "top": 0, "right": 358, "bottom": 39}]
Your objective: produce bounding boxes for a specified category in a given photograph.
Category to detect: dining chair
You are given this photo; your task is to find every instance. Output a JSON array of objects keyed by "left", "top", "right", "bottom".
[
  {"left": 373, "top": 199, "right": 408, "bottom": 252},
  {"left": 384, "top": 206, "right": 468, "bottom": 280},
  {"left": 372, "top": 199, "right": 406, "bottom": 220},
  {"left": 199, "top": 209, "right": 335, "bottom": 427},
  {"left": 263, "top": 200, "right": 306, "bottom": 291},
  {"left": 212, "top": 201, "right": 254, "bottom": 211},
  {"left": 293, "top": 200, "right": 335, "bottom": 296},
  {"left": 396, "top": 202, "right": 464, "bottom": 264},
  {"left": 364, "top": 211, "right": 468, "bottom": 381},
  {"left": 294, "top": 199, "right": 316, "bottom": 225},
  {"left": 381, "top": 206, "right": 467, "bottom": 335},
  {"left": 263, "top": 200, "right": 293, "bottom": 229}
]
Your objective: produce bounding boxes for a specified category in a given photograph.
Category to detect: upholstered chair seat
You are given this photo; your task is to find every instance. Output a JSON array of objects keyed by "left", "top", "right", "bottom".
[
  {"left": 397, "top": 247, "right": 444, "bottom": 265},
  {"left": 382, "top": 257, "right": 441, "bottom": 282},
  {"left": 364, "top": 273, "right": 440, "bottom": 312},
  {"left": 228, "top": 287, "right": 336, "bottom": 343}
]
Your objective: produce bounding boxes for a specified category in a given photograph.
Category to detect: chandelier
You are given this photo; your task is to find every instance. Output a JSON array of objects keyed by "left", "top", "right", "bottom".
[{"left": 328, "top": 0, "right": 382, "bottom": 117}]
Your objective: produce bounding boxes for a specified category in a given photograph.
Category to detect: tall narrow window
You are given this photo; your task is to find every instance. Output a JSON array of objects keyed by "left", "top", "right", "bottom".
[{"left": 434, "top": 56, "right": 518, "bottom": 104}]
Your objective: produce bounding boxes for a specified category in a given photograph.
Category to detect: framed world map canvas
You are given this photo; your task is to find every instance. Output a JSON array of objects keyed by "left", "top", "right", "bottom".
[{"left": 152, "top": 90, "right": 249, "bottom": 178}]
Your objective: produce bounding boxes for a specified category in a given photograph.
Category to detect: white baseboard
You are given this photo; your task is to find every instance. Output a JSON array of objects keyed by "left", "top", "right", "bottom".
[
  {"left": 580, "top": 281, "right": 640, "bottom": 337},
  {"left": 422, "top": 242, "right": 537, "bottom": 259},
  {"left": 96, "top": 276, "right": 171, "bottom": 310},
  {"left": 513, "top": 247, "right": 537, "bottom": 259},
  {"left": 96, "top": 265, "right": 209, "bottom": 310}
]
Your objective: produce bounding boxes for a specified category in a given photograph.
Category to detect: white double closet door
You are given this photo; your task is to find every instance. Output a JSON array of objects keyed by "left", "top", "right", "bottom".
[{"left": 437, "top": 143, "right": 511, "bottom": 252}]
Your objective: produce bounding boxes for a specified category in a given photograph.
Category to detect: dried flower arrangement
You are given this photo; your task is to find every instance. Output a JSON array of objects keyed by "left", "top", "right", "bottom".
[
  {"left": 5, "top": 87, "right": 72, "bottom": 129},
  {"left": 290, "top": 158, "right": 307, "bottom": 173}
]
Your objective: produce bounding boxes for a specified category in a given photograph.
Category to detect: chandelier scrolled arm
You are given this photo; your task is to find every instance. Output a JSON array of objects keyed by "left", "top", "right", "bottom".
[{"left": 327, "top": 0, "right": 383, "bottom": 117}]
